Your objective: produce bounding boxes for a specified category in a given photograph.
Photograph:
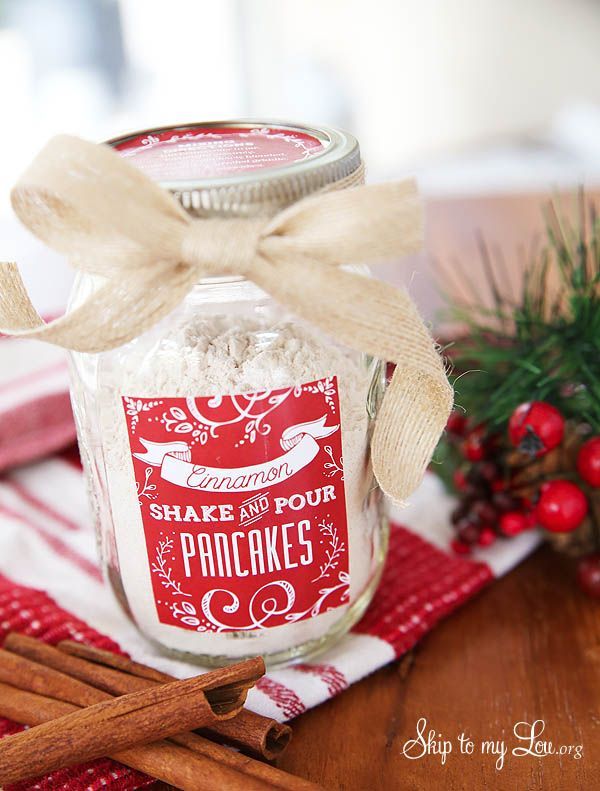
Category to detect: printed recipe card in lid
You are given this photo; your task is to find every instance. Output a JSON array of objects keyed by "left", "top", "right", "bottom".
[{"left": 68, "top": 121, "right": 389, "bottom": 666}]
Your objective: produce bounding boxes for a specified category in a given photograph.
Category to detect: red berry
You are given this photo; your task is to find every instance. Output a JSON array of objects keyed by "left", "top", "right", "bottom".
[
  {"left": 576, "top": 554, "right": 600, "bottom": 598},
  {"left": 453, "top": 469, "right": 468, "bottom": 491},
  {"left": 478, "top": 526, "right": 497, "bottom": 547},
  {"left": 446, "top": 411, "right": 468, "bottom": 437},
  {"left": 451, "top": 538, "right": 471, "bottom": 555},
  {"left": 464, "top": 483, "right": 484, "bottom": 501},
  {"left": 478, "top": 461, "right": 499, "bottom": 482},
  {"left": 451, "top": 504, "right": 469, "bottom": 525},
  {"left": 499, "top": 511, "right": 529, "bottom": 537},
  {"left": 508, "top": 401, "right": 564, "bottom": 457},
  {"left": 462, "top": 428, "right": 487, "bottom": 461},
  {"left": 458, "top": 522, "right": 481, "bottom": 545},
  {"left": 492, "top": 491, "right": 518, "bottom": 513},
  {"left": 577, "top": 437, "right": 600, "bottom": 487},
  {"left": 535, "top": 479, "right": 588, "bottom": 533},
  {"left": 491, "top": 478, "right": 506, "bottom": 492},
  {"left": 471, "top": 500, "right": 497, "bottom": 524},
  {"left": 466, "top": 465, "right": 486, "bottom": 486}
]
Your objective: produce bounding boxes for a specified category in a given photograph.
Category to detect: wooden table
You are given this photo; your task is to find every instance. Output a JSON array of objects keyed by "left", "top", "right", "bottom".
[
  {"left": 280, "top": 547, "right": 600, "bottom": 789},
  {"left": 278, "top": 192, "right": 600, "bottom": 789}
]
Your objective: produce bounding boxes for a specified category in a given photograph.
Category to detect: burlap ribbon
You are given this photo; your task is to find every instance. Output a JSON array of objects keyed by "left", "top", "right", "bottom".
[{"left": 0, "top": 135, "right": 452, "bottom": 502}]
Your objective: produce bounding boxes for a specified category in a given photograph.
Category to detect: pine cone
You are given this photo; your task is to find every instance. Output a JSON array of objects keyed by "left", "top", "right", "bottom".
[
  {"left": 554, "top": 489, "right": 600, "bottom": 556},
  {"left": 509, "top": 427, "right": 580, "bottom": 493},
  {"left": 545, "top": 516, "right": 598, "bottom": 557},
  {"left": 503, "top": 424, "right": 600, "bottom": 557}
]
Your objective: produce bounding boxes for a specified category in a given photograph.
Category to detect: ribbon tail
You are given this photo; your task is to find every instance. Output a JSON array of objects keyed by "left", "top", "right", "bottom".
[
  {"left": 0, "top": 261, "right": 198, "bottom": 352},
  {"left": 371, "top": 367, "right": 451, "bottom": 502},
  {"left": 250, "top": 255, "right": 453, "bottom": 501},
  {"left": 0, "top": 262, "right": 47, "bottom": 331}
]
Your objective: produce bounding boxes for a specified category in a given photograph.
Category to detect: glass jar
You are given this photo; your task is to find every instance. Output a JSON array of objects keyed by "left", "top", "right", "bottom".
[{"left": 68, "top": 121, "right": 389, "bottom": 667}]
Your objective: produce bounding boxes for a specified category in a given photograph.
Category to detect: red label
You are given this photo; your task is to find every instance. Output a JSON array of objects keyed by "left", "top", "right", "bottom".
[
  {"left": 114, "top": 125, "right": 325, "bottom": 181},
  {"left": 122, "top": 377, "right": 349, "bottom": 633}
]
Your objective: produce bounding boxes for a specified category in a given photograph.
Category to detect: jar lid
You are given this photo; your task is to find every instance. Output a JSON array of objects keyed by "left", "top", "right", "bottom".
[{"left": 107, "top": 120, "right": 361, "bottom": 216}]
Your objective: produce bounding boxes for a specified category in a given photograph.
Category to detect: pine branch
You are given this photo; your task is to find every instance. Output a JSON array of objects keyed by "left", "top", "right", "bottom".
[{"left": 442, "top": 193, "right": 600, "bottom": 433}]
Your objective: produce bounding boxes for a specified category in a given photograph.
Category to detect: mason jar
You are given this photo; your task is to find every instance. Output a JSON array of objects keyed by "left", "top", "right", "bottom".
[{"left": 68, "top": 121, "right": 389, "bottom": 667}]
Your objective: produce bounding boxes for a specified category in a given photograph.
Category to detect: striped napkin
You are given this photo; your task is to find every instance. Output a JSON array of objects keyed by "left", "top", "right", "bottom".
[
  {"left": 0, "top": 342, "right": 542, "bottom": 789},
  {"left": 0, "top": 337, "right": 74, "bottom": 473}
]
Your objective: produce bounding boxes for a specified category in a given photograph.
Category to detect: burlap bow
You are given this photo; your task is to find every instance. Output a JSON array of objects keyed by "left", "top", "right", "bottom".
[{"left": 0, "top": 135, "right": 452, "bottom": 502}]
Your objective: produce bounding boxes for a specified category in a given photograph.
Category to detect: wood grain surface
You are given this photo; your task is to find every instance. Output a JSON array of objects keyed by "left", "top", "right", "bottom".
[{"left": 279, "top": 546, "right": 600, "bottom": 790}]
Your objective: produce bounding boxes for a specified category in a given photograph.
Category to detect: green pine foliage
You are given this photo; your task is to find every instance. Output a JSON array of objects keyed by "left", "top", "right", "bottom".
[{"left": 445, "top": 193, "right": 600, "bottom": 433}]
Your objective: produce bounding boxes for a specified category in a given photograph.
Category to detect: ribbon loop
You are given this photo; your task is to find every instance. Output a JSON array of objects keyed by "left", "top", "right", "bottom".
[
  {"left": 10, "top": 135, "right": 189, "bottom": 277},
  {"left": 0, "top": 135, "right": 453, "bottom": 502}
]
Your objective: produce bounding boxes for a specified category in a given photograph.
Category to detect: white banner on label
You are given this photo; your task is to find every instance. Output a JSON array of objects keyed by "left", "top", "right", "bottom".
[{"left": 133, "top": 416, "right": 338, "bottom": 494}]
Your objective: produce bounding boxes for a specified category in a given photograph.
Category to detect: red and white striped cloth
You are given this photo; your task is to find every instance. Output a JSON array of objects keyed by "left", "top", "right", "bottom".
[
  {"left": 0, "top": 337, "right": 74, "bottom": 472},
  {"left": 0, "top": 347, "right": 542, "bottom": 789}
]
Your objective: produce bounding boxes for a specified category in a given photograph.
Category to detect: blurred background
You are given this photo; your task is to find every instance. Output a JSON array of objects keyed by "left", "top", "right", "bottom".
[{"left": 1, "top": 0, "right": 600, "bottom": 315}]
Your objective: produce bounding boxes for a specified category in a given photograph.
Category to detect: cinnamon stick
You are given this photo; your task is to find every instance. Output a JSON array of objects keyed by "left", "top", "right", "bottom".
[
  {"left": 59, "top": 638, "right": 292, "bottom": 760},
  {"left": 5, "top": 633, "right": 251, "bottom": 701},
  {"left": 0, "top": 640, "right": 319, "bottom": 790},
  {"left": 0, "top": 656, "right": 261, "bottom": 785},
  {"left": 59, "top": 639, "right": 177, "bottom": 681},
  {"left": 0, "top": 681, "right": 273, "bottom": 790}
]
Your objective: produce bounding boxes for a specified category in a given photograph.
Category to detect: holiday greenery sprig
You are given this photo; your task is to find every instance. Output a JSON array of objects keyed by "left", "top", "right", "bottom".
[
  {"left": 437, "top": 193, "right": 600, "bottom": 597},
  {"left": 445, "top": 193, "right": 600, "bottom": 432}
]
